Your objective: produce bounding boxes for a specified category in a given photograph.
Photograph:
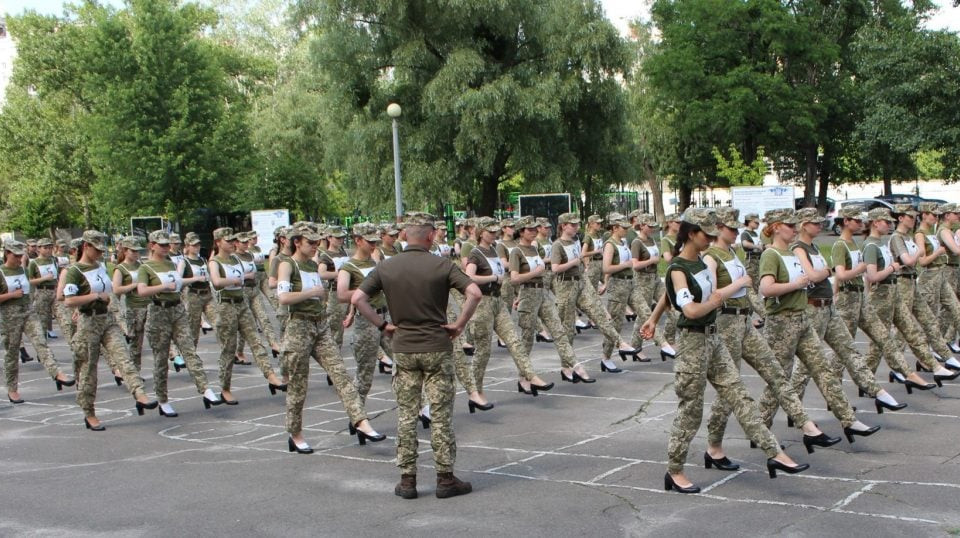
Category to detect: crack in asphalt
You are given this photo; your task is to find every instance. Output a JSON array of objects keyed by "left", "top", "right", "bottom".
[{"left": 612, "top": 381, "right": 673, "bottom": 426}]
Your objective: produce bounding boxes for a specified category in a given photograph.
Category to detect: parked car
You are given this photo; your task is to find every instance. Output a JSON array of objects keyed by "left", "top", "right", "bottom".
[
  {"left": 830, "top": 198, "right": 894, "bottom": 235},
  {"left": 877, "top": 193, "right": 948, "bottom": 209}
]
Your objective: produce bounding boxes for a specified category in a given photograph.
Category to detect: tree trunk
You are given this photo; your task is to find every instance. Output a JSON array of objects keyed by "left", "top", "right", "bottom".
[
  {"left": 882, "top": 161, "right": 893, "bottom": 197},
  {"left": 802, "top": 143, "right": 817, "bottom": 208},
  {"left": 643, "top": 161, "right": 665, "bottom": 222},
  {"left": 678, "top": 184, "right": 692, "bottom": 212},
  {"left": 816, "top": 149, "right": 832, "bottom": 214},
  {"left": 479, "top": 148, "right": 509, "bottom": 216}
]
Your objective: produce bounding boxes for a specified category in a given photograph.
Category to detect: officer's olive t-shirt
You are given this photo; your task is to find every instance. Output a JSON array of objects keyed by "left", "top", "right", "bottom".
[
  {"left": 0, "top": 265, "right": 31, "bottom": 306},
  {"left": 138, "top": 259, "right": 183, "bottom": 302},
  {"left": 550, "top": 238, "right": 581, "bottom": 277},
  {"left": 283, "top": 257, "right": 324, "bottom": 315},
  {"left": 919, "top": 225, "right": 947, "bottom": 266},
  {"left": 631, "top": 237, "right": 659, "bottom": 275},
  {"left": 495, "top": 239, "right": 516, "bottom": 263},
  {"left": 758, "top": 247, "right": 807, "bottom": 315},
  {"left": 660, "top": 234, "right": 676, "bottom": 258},
  {"left": 116, "top": 261, "right": 150, "bottom": 308},
  {"left": 359, "top": 245, "right": 473, "bottom": 353},
  {"left": 468, "top": 244, "right": 504, "bottom": 294},
  {"left": 945, "top": 222, "right": 960, "bottom": 265},
  {"left": 582, "top": 232, "right": 604, "bottom": 260}
]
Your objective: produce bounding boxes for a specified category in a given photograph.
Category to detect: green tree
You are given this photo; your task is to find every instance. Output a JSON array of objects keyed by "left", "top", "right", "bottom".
[{"left": 712, "top": 144, "right": 766, "bottom": 186}]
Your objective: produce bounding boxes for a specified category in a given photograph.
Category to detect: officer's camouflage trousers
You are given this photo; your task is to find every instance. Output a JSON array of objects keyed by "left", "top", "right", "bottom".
[
  {"left": 394, "top": 350, "right": 456, "bottom": 475},
  {"left": 284, "top": 315, "right": 367, "bottom": 434},
  {"left": 866, "top": 280, "right": 939, "bottom": 373},
  {"left": 2, "top": 302, "right": 63, "bottom": 392},
  {"left": 31, "top": 287, "right": 56, "bottom": 332},
  {"left": 516, "top": 286, "right": 578, "bottom": 369},
  {"left": 759, "top": 312, "right": 856, "bottom": 428},
  {"left": 353, "top": 311, "right": 392, "bottom": 404},
  {"left": 214, "top": 299, "right": 276, "bottom": 391},
  {"left": 667, "top": 327, "right": 779, "bottom": 474},
  {"left": 554, "top": 278, "right": 620, "bottom": 358},
  {"left": 124, "top": 306, "right": 148, "bottom": 370},
  {"left": 904, "top": 279, "right": 952, "bottom": 368},
  {"left": 745, "top": 254, "right": 761, "bottom": 292},
  {"left": 184, "top": 290, "right": 216, "bottom": 346},
  {"left": 109, "top": 294, "right": 126, "bottom": 335},
  {"left": 791, "top": 304, "right": 882, "bottom": 400},
  {"left": 470, "top": 294, "right": 536, "bottom": 391},
  {"left": 632, "top": 272, "right": 669, "bottom": 350},
  {"left": 146, "top": 304, "right": 210, "bottom": 402},
  {"left": 326, "top": 289, "right": 348, "bottom": 348},
  {"left": 706, "top": 312, "right": 810, "bottom": 444},
  {"left": 74, "top": 311, "right": 146, "bottom": 416},
  {"left": 835, "top": 288, "right": 911, "bottom": 376},
  {"left": 237, "top": 285, "right": 280, "bottom": 355}
]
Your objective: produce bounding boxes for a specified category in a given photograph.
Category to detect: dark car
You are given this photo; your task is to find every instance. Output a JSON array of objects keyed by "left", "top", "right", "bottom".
[
  {"left": 877, "top": 193, "right": 948, "bottom": 209},
  {"left": 830, "top": 198, "right": 894, "bottom": 235}
]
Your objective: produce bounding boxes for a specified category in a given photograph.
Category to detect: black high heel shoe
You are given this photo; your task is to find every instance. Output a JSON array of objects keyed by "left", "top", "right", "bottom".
[
  {"left": 54, "top": 377, "right": 76, "bottom": 391},
  {"left": 159, "top": 405, "right": 178, "bottom": 418},
  {"left": 268, "top": 382, "right": 288, "bottom": 395},
  {"left": 858, "top": 388, "right": 866, "bottom": 398},
  {"left": 8, "top": 396, "right": 24, "bottom": 404},
  {"left": 535, "top": 334, "right": 554, "bottom": 343},
  {"left": 497, "top": 340, "right": 507, "bottom": 348},
  {"left": 704, "top": 453, "right": 740, "bottom": 471},
  {"left": 875, "top": 399, "right": 907, "bottom": 414},
  {"left": 462, "top": 346, "right": 475, "bottom": 356},
  {"left": 356, "top": 429, "right": 386, "bottom": 446},
  {"left": 663, "top": 473, "right": 699, "bottom": 494},
  {"left": 933, "top": 369, "right": 960, "bottom": 386},
  {"left": 916, "top": 361, "right": 932, "bottom": 373},
  {"left": 173, "top": 361, "right": 182, "bottom": 373},
  {"left": 202, "top": 395, "right": 221, "bottom": 409},
  {"left": 418, "top": 414, "right": 431, "bottom": 429},
  {"left": 802, "top": 432, "right": 841, "bottom": 454},
  {"left": 660, "top": 350, "right": 676, "bottom": 361},
  {"left": 326, "top": 375, "right": 333, "bottom": 386},
  {"left": 561, "top": 371, "right": 596, "bottom": 384},
  {"left": 888, "top": 371, "right": 905, "bottom": 384},
  {"left": 904, "top": 378, "right": 936, "bottom": 394},
  {"left": 378, "top": 361, "right": 392, "bottom": 374},
  {"left": 19, "top": 347, "right": 33, "bottom": 363},
  {"left": 220, "top": 393, "right": 239, "bottom": 405},
  {"left": 767, "top": 458, "right": 809, "bottom": 478},
  {"left": 288, "top": 437, "right": 313, "bottom": 454},
  {"left": 135, "top": 399, "right": 159, "bottom": 416},
  {"left": 84, "top": 418, "right": 105, "bottom": 431},
  {"left": 272, "top": 349, "right": 280, "bottom": 358},
  {"left": 468, "top": 400, "right": 495, "bottom": 413},
  {"left": 531, "top": 381, "right": 554, "bottom": 392},
  {"left": 843, "top": 424, "right": 881, "bottom": 443},
  {"left": 617, "top": 348, "right": 637, "bottom": 361},
  {"left": 601, "top": 361, "right": 622, "bottom": 373},
  {"left": 114, "top": 375, "right": 123, "bottom": 387},
  {"left": 625, "top": 314, "right": 637, "bottom": 322},
  {"left": 201, "top": 326, "right": 212, "bottom": 335},
  {"left": 633, "top": 354, "right": 650, "bottom": 362},
  {"left": 517, "top": 381, "right": 538, "bottom": 396}
]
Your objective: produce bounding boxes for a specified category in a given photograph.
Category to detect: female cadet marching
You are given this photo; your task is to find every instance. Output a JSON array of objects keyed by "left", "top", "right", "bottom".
[
  {"left": 601, "top": 212, "right": 647, "bottom": 363},
  {"left": 26, "top": 238, "right": 59, "bottom": 339},
  {"left": 62, "top": 230, "right": 158, "bottom": 430},
  {"left": 495, "top": 218, "right": 519, "bottom": 314},
  {"left": 831, "top": 206, "right": 937, "bottom": 394},
  {"left": 277, "top": 225, "right": 385, "bottom": 453},
  {"left": 755, "top": 209, "right": 881, "bottom": 443},
  {"left": 915, "top": 202, "right": 960, "bottom": 370},
  {"left": 318, "top": 225, "right": 350, "bottom": 348},
  {"left": 510, "top": 216, "right": 589, "bottom": 384},
  {"left": 208, "top": 227, "right": 286, "bottom": 405},
  {"left": 464, "top": 217, "right": 551, "bottom": 402},
  {"left": 179, "top": 232, "right": 215, "bottom": 347},
  {"left": 787, "top": 208, "right": 906, "bottom": 415},
  {"left": 740, "top": 212, "right": 763, "bottom": 289},
  {"left": 234, "top": 232, "right": 280, "bottom": 361},
  {"left": 137, "top": 230, "right": 222, "bottom": 416},
  {"left": 630, "top": 213, "right": 677, "bottom": 359},
  {"left": 111, "top": 236, "right": 149, "bottom": 370},
  {"left": 2, "top": 240, "right": 74, "bottom": 404},
  {"left": 581, "top": 215, "right": 606, "bottom": 291},
  {"left": 657, "top": 213, "right": 681, "bottom": 349},
  {"left": 702, "top": 208, "right": 839, "bottom": 466},
  {"left": 641, "top": 208, "right": 809, "bottom": 494},
  {"left": 935, "top": 204, "right": 960, "bottom": 351},
  {"left": 551, "top": 212, "right": 637, "bottom": 374}
]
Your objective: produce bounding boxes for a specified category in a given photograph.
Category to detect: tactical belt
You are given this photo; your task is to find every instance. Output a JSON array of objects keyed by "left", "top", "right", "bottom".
[
  {"left": 152, "top": 299, "right": 181, "bottom": 308},
  {"left": 681, "top": 325, "right": 716, "bottom": 334}
]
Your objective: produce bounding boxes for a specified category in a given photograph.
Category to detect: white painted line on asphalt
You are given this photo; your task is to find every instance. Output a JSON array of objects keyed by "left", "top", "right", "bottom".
[
  {"left": 589, "top": 461, "right": 642, "bottom": 483},
  {"left": 831, "top": 482, "right": 876, "bottom": 510},
  {"left": 700, "top": 469, "right": 747, "bottom": 493}
]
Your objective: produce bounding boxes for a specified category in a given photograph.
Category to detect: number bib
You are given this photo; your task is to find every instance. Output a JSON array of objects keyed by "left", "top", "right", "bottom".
[
  {"left": 722, "top": 257, "right": 747, "bottom": 298},
  {"left": 153, "top": 269, "right": 183, "bottom": 292},
  {"left": 4, "top": 273, "right": 30, "bottom": 295},
  {"left": 221, "top": 261, "right": 244, "bottom": 291},
  {"left": 35, "top": 262, "right": 57, "bottom": 279},
  {"left": 616, "top": 244, "right": 632, "bottom": 264},
  {"left": 487, "top": 257, "right": 505, "bottom": 277},
  {"left": 84, "top": 263, "right": 113, "bottom": 294},
  {"left": 692, "top": 268, "right": 714, "bottom": 298},
  {"left": 563, "top": 242, "right": 581, "bottom": 261},
  {"left": 525, "top": 255, "right": 544, "bottom": 271}
]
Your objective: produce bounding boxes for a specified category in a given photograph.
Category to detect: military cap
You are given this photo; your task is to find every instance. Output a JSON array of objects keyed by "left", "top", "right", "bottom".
[
  {"left": 169, "top": 232, "right": 182, "bottom": 244},
  {"left": 763, "top": 208, "right": 799, "bottom": 225},
  {"left": 939, "top": 203, "right": 960, "bottom": 214},
  {"left": 80, "top": 230, "right": 108, "bottom": 251},
  {"left": 536, "top": 217, "right": 552, "bottom": 228},
  {"left": 119, "top": 236, "right": 144, "bottom": 250},
  {"left": 461, "top": 217, "right": 476, "bottom": 229},
  {"left": 273, "top": 225, "right": 286, "bottom": 237},
  {"left": 379, "top": 223, "right": 400, "bottom": 236},
  {"left": 606, "top": 212, "right": 630, "bottom": 228},
  {"left": 715, "top": 207, "right": 741, "bottom": 229},
  {"left": 477, "top": 216, "right": 501, "bottom": 233},
  {"left": 796, "top": 207, "right": 829, "bottom": 226},
  {"left": 499, "top": 217, "right": 517, "bottom": 228},
  {"left": 665, "top": 213, "right": 682, "bottom": 223},
  {"left": 681, "top": 207, "right": 719, "bottom": 236},
  {"left": 515, "top": 216, "right": 539, "bottom": 229},
  {"left": 3, "top": 240, "right": 26, "bottom": 256},
  {"left": 37, "top": 237, "right": 54, "bottom": 247},
  {"left": 638, "top": 213, "right": 660, "bottom": 229},
  {"left": 838, "top": 205, "right": 866, "bottom": 219},
  {"left": 405, "top": 212, "right": 437, "bottom": 228},
  {"left": 212, "top": 227, "right": 237, "bottom": 241},
  {"left": 25, "top": 238, "right": 37, "bottom": 247},
  {"left": 557, "top": 212, "right": 581, "bottom": 225},
  {"left": 69, "top": 238, "right": 83, "bottom": 250},
  {"left": 628, "top": 209, "right": 643, "bottom": 220},
  {"left": 352, "top": 222, "right": 382, "bottom": 242},
  {"left": 743, "top": 213, "right": 760, "bottom": 224},
  {"left": 148, "top": 230, "right": 171, "bottom": 245},
  {"left": 866, "top": 207, "right": 895, "bottom": 223},
  {"left": 587, "top": 215, "right": 604, "bottom": 224},
  {"left": 917, "top": 201, "right": 942, "bottom": 215},
  {"left": 55, "top": 239, "right": 68, "bottom": 248},
  {"left": 287, "top": 225, "right": 323, "bottom": 242},
  {"left": 184, "top": 232, "right": 202, "bottom": 245},
  {"left": 893, "top": 203, "right": 918, "bottom": 216},
  {"left": 325, "top": 225, "right": 347, "bottom": 238}
]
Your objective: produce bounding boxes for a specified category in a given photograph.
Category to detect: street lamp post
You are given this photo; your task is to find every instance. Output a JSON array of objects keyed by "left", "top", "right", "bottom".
[{"left": 387, "top": 103, "right": 403, "bottom": 220}]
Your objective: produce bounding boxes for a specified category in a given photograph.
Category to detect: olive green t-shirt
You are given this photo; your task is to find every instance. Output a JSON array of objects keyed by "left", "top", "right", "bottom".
[
  {"left": 665, "top": 255, "right": 716, "bottom": 327},
  {"left": 138, "top": 259, "right": 183, "bottom": 302},
  {"left": 27, "top": 256, "right": 59, "bottom": 288},
  {"left": 631, "top": 236, "right": 660, "bottom": 275},
  {"left": 790, "top": 241, "right": 831, "bottom": 299},
  {"left": 460, "top": 240, "right": 477, "bottom": 263},
  {"left": 550, "top": 238, "right": 582, "bottom": 277},
  {"left": 918, "top": 225, "right": 947, "bottom": 267},
  {"left": 211, "top": 255, "right": 245, "bottom": 299},
  {"left": 183, "top": 256, "right": 210, "bottom": 290},
  {"left": 508, "top": 244, "right": 546, "bottom": 284},
  {"left": 705, "top": 246, "right": 749, "bottom": 309},
  {"left": 269, "top": 251, "right": 292, "bottom": 279},
  {"left": 889, "top": 231, "right": 918, "bottom": 275},
  {"left": 946, "top": 222, "right": 960, "bottom": 266},
  {"left": 862, "top": 236, "right": 895, "bottom": 285},
  {"left": 0, "top": 265, "right": 31, "bottom": 306},
  {"left": 378, "top": 243, "right": 401, "bottom": 260},
  {"left": 758, "top": 247, "right": 808, "bottom": 315},
  {"left": 582, "top": 231, "right": 604, "bottom": 260},
  {"left": 604, "top": 238, "right": 633, "bottom": 277},
  {"left": 283, "top": 257, "right": 325, "bottom": 315},
  {"left": 739, "top": 229, "right": 762, "bottom": 254},
  {"left": 495, "top": 239, "right": 516, "bottom": 262},
  {"left": 536, "top": 237, "right": 553, "bottom": 268},
  {"left": 63, "top": 262, "right": 112, "bottom": 310},
  {"left": 831, "top": 238, "right": 863, "bottom": 288},
  {"left": 468, "top": 244, "right": 504, "bottom": 294},
  {"left": 342, "top": 257, "right": 384, "bottom": 308},
  {"left": 236, "top": 251, "right": 258, "bottom": 287},
  {"left": 116, "top": 261, "right": 150, "bottom": 308},
  {"left": 660, "top": 233, "right": 677, "bottom": 258}
]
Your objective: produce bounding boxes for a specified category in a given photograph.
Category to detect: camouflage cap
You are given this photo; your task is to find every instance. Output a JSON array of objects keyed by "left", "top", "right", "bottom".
[
  {"left": 715, "top": 207, "right": 741, "bottom": 229},
  {"left": 893, "top": 203, "right": 918, "bottom": 216},
  {"left": 37, "top": 237, "right": 55, "bottom": 247},
  {"left": 917, "top": 201, "right": 942, "bottom": 215},
  {"left": 273, "top": 225, "right": 286, "bottom": 237},
  {"left": 557, "top": 212, "right": 581, "bottom": 225},
  {"left": 866, "top": 207, "right": 895, "bottom": 223},
  {"left": 25, "top": 238, "right": 37, "bottom": 247},
  {"left": 763, "top": 208, "right": 799, "bottom": 225},
  {"left": 499, "top": 217, "right": 517, "bottom": 228},
  {"left": 3, "top": 240, "right": 26, "bottom": 256},
  {"left": 939, "top": 203, "right": 960, "bottom": 214},
  {"left": 638, "top": 213, "right": 660, "bottom": 229},
  {"left": 476, "top": 216, "right": 501, "bottom": 233},
  {"left": 55, "top": 239, "right": 68, "bottom": 248},
  {"left": 536, "top": 217, "right": 553, "bottom": 228},
  {"left": 240, "top": 231, "right": 256, "bottom": 242},
  {"left": 665, "top": 213, "right": 682, "bottom": 223},
  {"left": 515, "top": 216, "right": 539, "bottom": 229},
  {"left": 838, "top": 204, "right": 866, "bottom": 219},
  {"left": 378, "top": 223, "right": 399, "bottom": 236},
  {"left": 406, "top": 212, "right": 437, "bottom": 228},
  {"left": 184, "top": 232, "right": 202, "bottom": 245},
  {"left": 212, "top": 227, "right": 237, "bottom": 241},
  {"left": 169, "top": 232, "right": 182, "bottom": 244},
  {"left": 119, "top": 236, "right": 144, "bottom": 250},
  {"left": 459, "top": 217, "right": 475, "bottom": 229},
  {"left": 352, "top": 222, "right": 381, "bottom": 242},
  {"left": 148, "top": 230, "right": 171, "bottom": 245},
  {"left": 628, "top": 209, "right": 643, "bottom": 220},
  {"left": 743, "top": 212, "right": 760, "bottom": 224},
  {"left": 681, "top": 207, "right": 719, "bottom": 236},
  {"left": 796, "top": 207, "right": 829, "bottom": 226},
  {"left": 69, "top": 238, "right": 83, "bottom": 250},
  {"left": 326, "top": 225, "right": 347, "bottom": 238},
  {"left": 287, "top": 225, "right": 323, "bottom": 242},
  {"left": 81, "top": 230, "right": 108, "bottom": 251},
  {"left": 606, "top": 212, "right": 630, "bottom": 228},
  {"left": 587, "top": 214, "right": 604, "bottom": 224}
]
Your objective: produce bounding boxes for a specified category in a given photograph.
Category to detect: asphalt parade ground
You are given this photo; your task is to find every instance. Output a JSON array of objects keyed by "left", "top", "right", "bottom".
[{"left": 3, "top": 311, "right": 959, "bottom": 537}]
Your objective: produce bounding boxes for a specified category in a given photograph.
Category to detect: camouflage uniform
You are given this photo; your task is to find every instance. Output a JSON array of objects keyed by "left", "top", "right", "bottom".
[
  {"left": 319, "top": 237, "right": 350, "bottom": 347},
  {"left": 26, "top": 245, "right": 58, "bottom": 332},
  {"left": 395, "top": 351, "right": 456, "bottom": 474},
  {"left": 1, "top": 302, "right": 65, "bottom": 391},
  {"left": 630, "top": 215, "right": 670, "bottom": 350},
  {"left": 235, "top": 239, "right": 280, "bottom": 355},
  {"left": 581, "top": 216, "right": 606, "bottom": 291},
  {"left": 181, "top": 248, "right": 216, "bottom": 346},
  {"left": 602, "top": 229, "right": 643, "bottom": 358},
  {"left": 113, "top": 247, "right": 150, "bottom": 370},
  {"left": 494, "top": 223, "right": 519, "bottom": 311},
  {"left": 739, "top": 213, "right": 763, "bottom": 292}
]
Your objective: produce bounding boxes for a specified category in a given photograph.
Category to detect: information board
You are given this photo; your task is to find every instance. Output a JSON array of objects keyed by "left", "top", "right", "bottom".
[{"left": 251, "top": 209, "right": 290, "bottom": 250}]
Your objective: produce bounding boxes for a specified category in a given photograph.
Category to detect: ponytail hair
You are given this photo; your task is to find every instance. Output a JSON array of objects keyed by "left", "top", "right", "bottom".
[
  {"left": 673, "top": 221, "right": 700, "bottom": 257},
  {"left": 762, "top": 223, "right": 778, "bottom": 239}
]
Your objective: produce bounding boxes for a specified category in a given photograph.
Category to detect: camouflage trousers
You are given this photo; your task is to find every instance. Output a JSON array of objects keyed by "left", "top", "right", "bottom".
[
  {"left": 184, "top": 290, "right": 216, "bottom": 346},
  {"left": 516, "top": 286, "right": 578, "bottom": 369},
  {"left": 554, "top": 277, "right": 620, "bottom": 358},
  {"left": 284, "top": 314, "right": 367, "bottom": 434},
  {"left": 146, "top": 303, "right": 210, "bottom": 402},
  {"left": 745, "top": 254, "right": 761, "bottom": 292},
  {"left": 213, "top": 298, "right": 276, "bottom": 391},
  {"left": 940, "top": 265, "right": 960, "bottom": 341},
  {"left": 835, "top": 288, "right": 911, "bottom": 376},
  {"left": 109, "top": 294, "right": 126, "bottom": 335},
  {"left": 55, "top": 301, "right": 77, "bottom": 352},
  {"left": 499, "top": 275, "right": 517, "bottom": 315},
  {"left": 906, "top": 277, "right": 953, "bottom": 365},
  {"left": 869, "top": 279, "right": 941, "bottom": 372},
  {"left": 667, "top": 326, "right": 779, "bottom": 474},
  {"left": 237, "top": 285, "right": 280, "bottom": 354},
  {"left": 352, "top": 310, "right": 392, "bottom": 404},
  {"left": 919, "top": 266, "right": 960, "bottom": 351},
  {"left": 759, "top": 312, "right": 856, "bottom": 427},
  {"left": 706, "top": 312, "right": 810, "bottom": 444},
  {"left": 470, "top": 294, "right": 536, "bottom": 391},
  {"left": 632, "top": 272, "right": 669, "bottom": 349},
  {"left": 31, "top": 287, "right": 56, "bottom": 331},
  {"left": 394, "top": 350, "right": 456, "bottom": 475},
  {"left": 791, "top": 304, "right": 882, "bottom": 399},
  {"left": 585, "top": 258, "right": 603, "bottom": 290},
  {"left": 604, "top": 277, "right": 642, "bottom": 354},
  {"left": 446, "top": 298, "right": 478, "bottom": 394},
  {"left": 326, "top": 289, "right": 348, "bottom": 348},
  {"left": 2, "top": 302, "right": 63, "bottom": 392},
  {"left": 74, "top": 311, "right": 146, "bottom": 416},
  {"left": 124, "top": 306, "right": 148, "bottom": 371}
]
